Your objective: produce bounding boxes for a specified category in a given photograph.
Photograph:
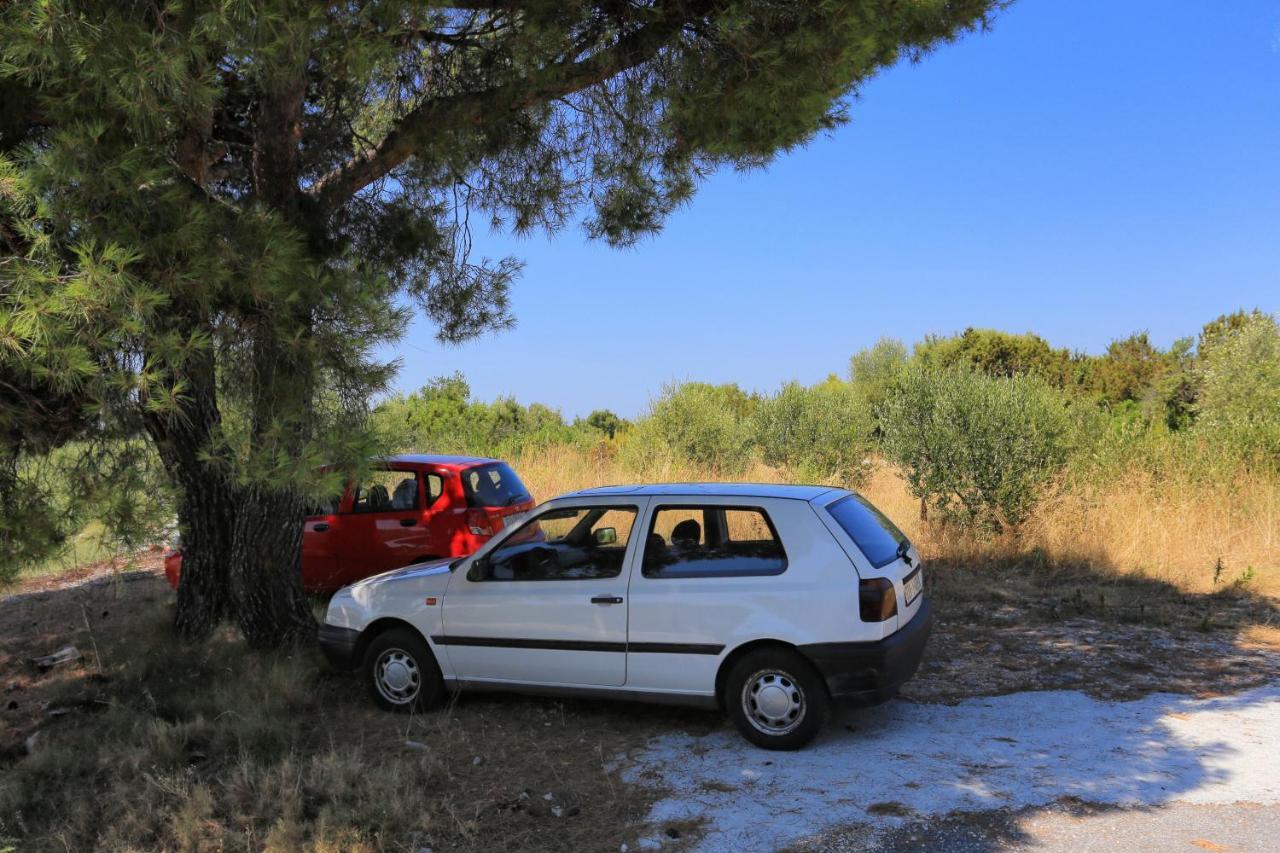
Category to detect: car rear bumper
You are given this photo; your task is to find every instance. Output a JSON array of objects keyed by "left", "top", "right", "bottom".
[
  {"left": 318, "top": 624, "right": 362, "bottom": 671},
  {"left": 798, "top": 597, "right": 933, "bottom": 706},
  {"left": 163, "top": 551, "right": 182, "bottom": 589}
]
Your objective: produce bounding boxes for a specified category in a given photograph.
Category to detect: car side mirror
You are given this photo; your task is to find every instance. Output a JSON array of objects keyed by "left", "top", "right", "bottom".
[
  {"left": 467, "top": 556, "right": 489, "bottom": 582},
  {"left": 593, "top": 527, "right": 617, "bottom": 546}
]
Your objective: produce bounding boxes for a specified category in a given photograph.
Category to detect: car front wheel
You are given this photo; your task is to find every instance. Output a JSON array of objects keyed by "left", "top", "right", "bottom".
[
  {"left": 724, "top": 647, "right": 829, "bottom": 750},
  {"left": 362, "top": 627, "right": 445, "bottom": 713}
]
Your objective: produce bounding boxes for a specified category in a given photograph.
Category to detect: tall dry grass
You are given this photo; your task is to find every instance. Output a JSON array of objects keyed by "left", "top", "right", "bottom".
[{"left": 512, "top": 443, "right": 1279, "bottom": 598}]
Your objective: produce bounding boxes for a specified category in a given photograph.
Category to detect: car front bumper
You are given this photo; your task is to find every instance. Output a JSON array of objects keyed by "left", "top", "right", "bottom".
[
  {"left": 798, "top": 597, "right": 933, "bottom": 706},
  {"left": 318, "top": 624, "right": 362, "bottom": 671}
]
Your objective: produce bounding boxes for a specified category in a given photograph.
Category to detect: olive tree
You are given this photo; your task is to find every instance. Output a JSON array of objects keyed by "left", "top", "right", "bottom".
[
  {"left": 753, "top": 379, "right": 875, "bottom": 484},
  {"left": 879, "top": 365, "right": 1074, "bottom": 530}
]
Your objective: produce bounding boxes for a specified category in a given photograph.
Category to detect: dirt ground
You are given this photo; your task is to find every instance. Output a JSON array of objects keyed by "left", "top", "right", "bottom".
[{"left": 1, "top": 560, "right": 1277, "bottom": 850}]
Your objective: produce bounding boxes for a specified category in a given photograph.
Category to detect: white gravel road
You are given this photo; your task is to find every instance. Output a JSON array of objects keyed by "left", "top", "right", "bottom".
[{"left": 624, "top": 682, "right": 1280, "bottom": 851}]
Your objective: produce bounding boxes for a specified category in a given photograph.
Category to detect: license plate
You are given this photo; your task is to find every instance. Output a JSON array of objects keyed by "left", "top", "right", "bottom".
[
  {"left": 902, "top": 567, "right": 923, "bottom": 604},
  {"left": 502, "top": 511, "right": 527, "bottom": 530}
]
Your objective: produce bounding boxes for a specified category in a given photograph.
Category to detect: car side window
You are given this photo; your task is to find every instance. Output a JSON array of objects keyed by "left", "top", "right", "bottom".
[
  {"left": 641, "top": 505, "right": 787, "bottom": 579},
  {"left": 473, "top": 506, "right": 637, "bottom": 582},
  {"left": 352, "top": 471, "right": 419, "bottom": 513},
  {"left": 425, "top": 473, "right": 444, "bottom": 506}
]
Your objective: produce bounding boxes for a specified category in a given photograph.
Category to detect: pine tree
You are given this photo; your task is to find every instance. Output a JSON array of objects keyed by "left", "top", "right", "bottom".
[{"left": 0, "top": 0, "right": 1004, "bottom": 646}]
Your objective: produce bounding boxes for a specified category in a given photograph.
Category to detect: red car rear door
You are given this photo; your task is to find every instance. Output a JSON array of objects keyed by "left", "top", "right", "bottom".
[
  {"left": 300, "top": 493, "right": 343, "bottom": 592},
  {"left": 336, "top": 468, "right": 431, "bottom": 584}
]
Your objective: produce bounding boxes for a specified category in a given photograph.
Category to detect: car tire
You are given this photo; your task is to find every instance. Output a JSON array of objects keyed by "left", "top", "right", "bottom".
[
  {"left": 723, "top": 647, "right": 829, "bottom": 750},
  {"left": 362, "top": 627, "right": 445, "bottom": 713}
]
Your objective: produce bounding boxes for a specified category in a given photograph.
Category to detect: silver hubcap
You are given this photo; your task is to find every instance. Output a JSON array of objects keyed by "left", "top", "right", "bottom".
[
  {"left": 742, "top": 669, "right": 805, "bottom": 735},
  {"left": 375, "top": 648, "right": 420, "bottom": 705}
]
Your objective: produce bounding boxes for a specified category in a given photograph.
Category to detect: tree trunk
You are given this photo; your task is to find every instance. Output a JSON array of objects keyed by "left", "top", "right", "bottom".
[
  {"left": 230, "top": 482, "right": 314, "bottom": 648},
  {"left": 144, "top": 341, "right": 238, "bottom": 640},
  {"left": 226, "top": 305, "right": 317, "bottom": 648},
  {"left": 170, "top": 467, "right": 238, "bottom": 639}
]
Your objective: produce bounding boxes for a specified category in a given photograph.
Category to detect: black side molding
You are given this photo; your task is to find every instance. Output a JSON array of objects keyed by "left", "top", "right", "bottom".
[
  {"left": 431, "top": 635, "right": 724, "bottom": 655},
  {"left": 627, "top": 642, "right": 723, "bottom": 655},
  {"left": 432, "top": 636, "right": 626, "bottom": 653}
]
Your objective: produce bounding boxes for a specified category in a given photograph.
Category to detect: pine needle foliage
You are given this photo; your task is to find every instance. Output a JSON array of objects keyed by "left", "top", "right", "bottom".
[{"left": 0, "top": 0, "right": 1005, "bottom": 642}]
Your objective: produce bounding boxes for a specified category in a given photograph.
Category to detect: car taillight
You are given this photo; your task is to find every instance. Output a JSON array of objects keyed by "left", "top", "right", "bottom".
[
  {"left": 859, "top": 577, "right": 898, "bottom": 622},
  {"left": 466, "top": 508, "right": 493, "bottom": 536}
]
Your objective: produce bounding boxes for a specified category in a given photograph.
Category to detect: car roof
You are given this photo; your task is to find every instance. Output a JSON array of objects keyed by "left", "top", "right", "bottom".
[
  {"left": 560, "top": 483, "right": 843, "bottom": 502},
  {"left": 382, "top": 453, "right": 502, "bottom": 470}
]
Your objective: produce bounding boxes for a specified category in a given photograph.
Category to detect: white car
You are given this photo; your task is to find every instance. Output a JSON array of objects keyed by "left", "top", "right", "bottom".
[{"left": 319, "top": 483, "right": 931, "bottom": 749}]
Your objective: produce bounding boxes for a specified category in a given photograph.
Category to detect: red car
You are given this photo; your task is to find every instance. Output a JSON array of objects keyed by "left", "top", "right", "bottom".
[{"left": 164, "top": 455, "right": 535, "bottom": 594}]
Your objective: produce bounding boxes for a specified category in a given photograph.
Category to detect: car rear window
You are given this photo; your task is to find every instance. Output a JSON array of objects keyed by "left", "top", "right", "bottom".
[
  {"left": 826, "top": 494, "right": 908, "bottom": 569},
  {"left": 463, "top": 462, "right": 531, "bottom": 508}
]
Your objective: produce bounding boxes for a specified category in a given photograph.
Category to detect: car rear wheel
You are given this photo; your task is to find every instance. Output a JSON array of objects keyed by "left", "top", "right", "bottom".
[
  {"left": 724, "top": 647, "right": 829, "bottom": 750},
  {"left": 362, "top": 627, "right": 445, "bottom": 713}
]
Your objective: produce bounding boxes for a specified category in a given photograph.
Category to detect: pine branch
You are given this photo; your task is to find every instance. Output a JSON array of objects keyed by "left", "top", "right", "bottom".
[
  {"left": 309, "top": 1, "right": 711, "bottom": 212},
  {"left": 0, "top": 217, "right": 28, "bottom": 256}
]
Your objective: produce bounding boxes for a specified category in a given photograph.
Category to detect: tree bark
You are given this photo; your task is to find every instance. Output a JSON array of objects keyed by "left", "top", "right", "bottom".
[
  {"left": 143, "top": 342, "right": 237, "bottom": 640},
  {"left": 169, "top": 463, "right": 238, "bottom": 639},
  {"left": 226, "top": 303, "right": 317, "bottom": 647},
  {"left": 230, "top": 482, "right": 314, "bottom": 648}
]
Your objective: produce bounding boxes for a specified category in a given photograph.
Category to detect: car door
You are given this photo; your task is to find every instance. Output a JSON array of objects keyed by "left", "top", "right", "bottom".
[
  {"left": 300, "top": 492, "right": 343, "bottom": 591},
  {"left": 336, "top": 468, "right": 429, "bottom": 583},
  {"left": 439, "top": 499, "right": 645, "bottom": 687}
]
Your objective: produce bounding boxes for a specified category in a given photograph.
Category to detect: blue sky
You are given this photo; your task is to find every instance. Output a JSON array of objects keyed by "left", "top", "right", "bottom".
[{"left": 388, "top": 0, "right": 1280, "bottom": 419}]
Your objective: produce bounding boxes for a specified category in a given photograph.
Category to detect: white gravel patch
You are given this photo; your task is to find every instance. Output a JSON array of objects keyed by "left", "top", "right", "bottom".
[{"left": 625, "top": 682, "right": 1280, "bottom": 851}]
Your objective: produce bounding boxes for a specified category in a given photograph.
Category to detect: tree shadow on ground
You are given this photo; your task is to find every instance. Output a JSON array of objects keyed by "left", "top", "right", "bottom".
[{"left": 910, "top": 544, "right": 1280, "bottom": 704}]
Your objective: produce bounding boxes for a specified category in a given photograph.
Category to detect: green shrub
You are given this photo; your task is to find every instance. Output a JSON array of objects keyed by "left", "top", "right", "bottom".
[
  {"left": 848, "top": 337, "right": 908, "bottom": 413},
  {"left": 1194, "top": 312, "right": 1280, "bottom": 465},
  {"left": 753, "top": 378, "right": 875, "bottom": 485},
  {"left": 622, "top": 382, "right": 756, "bottom": 474},
  {"left": 582, "top": 409, "right": 623, "bottom": 439},
  {"left": 913, "top": 327, "right": 1077, "bottom": 386},
  {"left": 372, "top": 373, "right": 584, "bottom": 457},
  {"left": 879, "top": 365, "right": 1075, "bottom": 530}
]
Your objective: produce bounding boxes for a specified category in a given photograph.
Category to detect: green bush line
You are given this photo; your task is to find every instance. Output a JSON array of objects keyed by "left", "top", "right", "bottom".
[{"left": 8, "top": 312, "right": 1276, "bottom": 583}]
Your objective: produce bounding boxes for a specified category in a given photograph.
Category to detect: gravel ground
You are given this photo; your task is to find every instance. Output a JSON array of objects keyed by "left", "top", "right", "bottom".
[
  {"left": 626, "top": 681, "right": 1280, "bottom": 851},
  {"left": 810, "top": 800, "right": 1280, "bottom": 852}
]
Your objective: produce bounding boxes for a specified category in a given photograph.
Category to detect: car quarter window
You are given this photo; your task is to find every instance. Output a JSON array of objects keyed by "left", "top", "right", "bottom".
[
  {"left": 351, "top": 470, "right": 419, "bottom": 513},
  {"left": 473, "top": 505, "right": 638, "bottom": 582},
  {"left": 641, "top": 505, "right": 787, "bottom": 579},
  {"left": 825, "top": 493, "right": 907, "bottom": 568}
]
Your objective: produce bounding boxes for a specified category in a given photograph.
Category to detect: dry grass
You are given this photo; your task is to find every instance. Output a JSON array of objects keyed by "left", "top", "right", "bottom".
[
  {"left": 513, "top": 444, "right": 1279, "bottom": 599},
  {"left": 0, "top": 577, "right": 710, "bottom": 852}
]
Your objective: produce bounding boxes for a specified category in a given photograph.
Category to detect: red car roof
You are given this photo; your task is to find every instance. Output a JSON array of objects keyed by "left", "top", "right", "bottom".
[{"left": 382, "top": 453, "right": 502, "bottom": 471}]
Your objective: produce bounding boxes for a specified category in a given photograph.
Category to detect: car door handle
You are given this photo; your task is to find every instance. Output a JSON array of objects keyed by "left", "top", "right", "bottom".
[
  {"left": 313, "top": 522, "right": 329, "bottom": 532},
  {"left": 399, "top": 518, "right": 417, "bottom": 527},
  {"left": 590, "top": 595, "right": 624, "bottom": 605}
]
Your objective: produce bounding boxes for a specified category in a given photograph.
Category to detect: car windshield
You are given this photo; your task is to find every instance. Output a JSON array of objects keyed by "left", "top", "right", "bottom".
[
  {"left": 463, "top": 462, "right": 531, "bottom": 508},
  {"left": 826, "top": 493, "right": 908, "bottom": 569}
]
